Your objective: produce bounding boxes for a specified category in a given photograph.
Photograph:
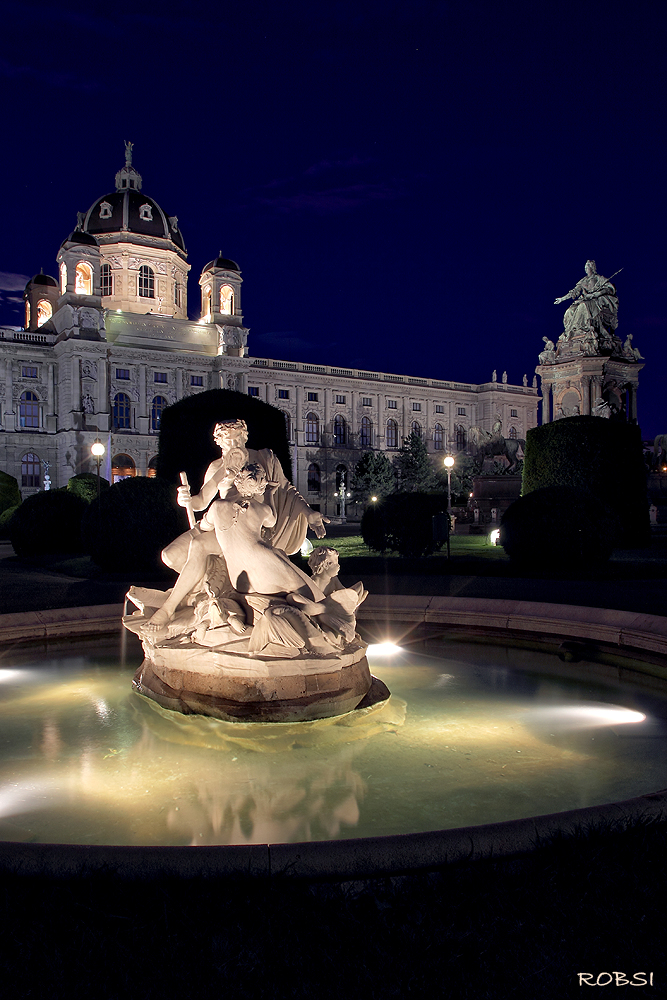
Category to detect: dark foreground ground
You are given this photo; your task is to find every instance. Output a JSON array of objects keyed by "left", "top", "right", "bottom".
[{"left": 1, "top": 531, "right": 667, "bottom": 998}]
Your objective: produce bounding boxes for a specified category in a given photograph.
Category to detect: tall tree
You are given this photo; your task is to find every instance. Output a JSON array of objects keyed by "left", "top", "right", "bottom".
[
  {"left": 351, "top": 451, "right": 396, "bottom": 503},
  {"left": 393, "top": 432, "right": 442, "bottom": 493}
]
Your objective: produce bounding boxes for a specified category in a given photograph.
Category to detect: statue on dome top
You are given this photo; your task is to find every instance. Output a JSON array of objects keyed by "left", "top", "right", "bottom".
[{"left": 124, "top": 140, "right": 134, "bottom": 167}]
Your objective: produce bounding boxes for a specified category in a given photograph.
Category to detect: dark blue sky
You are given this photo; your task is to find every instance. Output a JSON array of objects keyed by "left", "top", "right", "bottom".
[{"left": 1, "top": 0, "right": 665, "bottom": 436}]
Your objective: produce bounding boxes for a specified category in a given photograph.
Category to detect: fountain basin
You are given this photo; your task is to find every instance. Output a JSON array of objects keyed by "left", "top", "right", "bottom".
[{"left": 1, "top": 595, "right": 667, "bottom": 879}]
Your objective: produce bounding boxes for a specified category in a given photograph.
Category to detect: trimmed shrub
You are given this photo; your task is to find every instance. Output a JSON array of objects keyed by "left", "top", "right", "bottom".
[
  {"left": 522, "top": 416, "right": 649, "bottom": 546},
  {"left": 499, "top": 486, "right": 621, "bottom": 569},
  {"left": 67, "top": 473, "right": 110, "bottom": 504},
  {"left": 361, "top": 493, "right": 448, "bottom": 558},
  {"left": 0, "top": 504, "right": 20, "bottom": 539},
  {"left": 9, "top": 491, "right": 87, "bottom": 557},
  {"left": 81, "top": 476, "right": 189, "bottom": 573},
  {"left": 155, "top": 388, "right": 292, "bottom": 492},
  {"left": 0, "top": 471, "right": 20, "bottom": 514}
]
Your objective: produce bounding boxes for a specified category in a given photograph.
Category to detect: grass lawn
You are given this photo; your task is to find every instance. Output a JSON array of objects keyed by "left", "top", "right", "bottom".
[{"left": 311, "top": 531, "right": 509, "bottom": 561}]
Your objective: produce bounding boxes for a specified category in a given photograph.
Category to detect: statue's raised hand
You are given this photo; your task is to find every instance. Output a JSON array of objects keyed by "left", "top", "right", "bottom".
[
  {"left": 308, "top": 511, "right": 330, "bottom": 538},
  {"left": 176, "top": 484, "right": 192, "bottom": 508}
]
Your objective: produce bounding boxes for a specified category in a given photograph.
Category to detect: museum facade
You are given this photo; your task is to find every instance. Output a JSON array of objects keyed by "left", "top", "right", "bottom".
[{"left": 0, "top": 148, "right": 539, "bottom": 517}]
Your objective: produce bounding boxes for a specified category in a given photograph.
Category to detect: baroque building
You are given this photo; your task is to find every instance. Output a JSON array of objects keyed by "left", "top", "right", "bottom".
[{"left": 0, "top": 147, "right": 539, "bottom": 517}]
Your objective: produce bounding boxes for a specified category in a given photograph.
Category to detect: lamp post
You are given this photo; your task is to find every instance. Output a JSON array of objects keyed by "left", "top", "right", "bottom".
[
  {"left": 91, "top": 439, "right": 105, "bottom": 501},
  {"left": 443, "top": 455, "right": 455, "bottom": 559}
]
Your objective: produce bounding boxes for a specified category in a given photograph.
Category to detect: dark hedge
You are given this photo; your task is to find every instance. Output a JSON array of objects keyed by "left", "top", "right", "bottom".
[
  {"left": 155, "top": 389, "right": 292, "bottom": 494},
  {"left": 67, "top": 473, "right": 110, "bottom": 504},
  {"left": 82, "top": 476, "right": 189, "bottom": 573},
  {"left": 522, "top": 416, "right": 649, "bottom": 546},
  {"left": 361, "top": 492, "right": 448, "bottom": 557},
  {"left": 9, "top": 490, "right": 87, "bottom": 557},
  {"left": 0, "top": 470, "right": 20, "bottom": 514},
  {"left": 500, "top": 485, "right": 621, "bottom": 568}
]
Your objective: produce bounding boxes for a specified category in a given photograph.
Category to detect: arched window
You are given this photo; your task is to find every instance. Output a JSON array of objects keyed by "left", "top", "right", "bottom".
[
  {"left": 21, "top": 452, "right": 40, "bottom": 487},
  {"left": 305, "top": 412, "right": 319, "bottom": 445},
  {"left": 456, "top": 424, "right": 467, "bottom": 451},
  {"left": 386, "top": 418, "right": 398, "bottom": 450},
  {"left": 202, "top": 286, "right": 211, "bottom": 318},
  {"left": 36, "top": 300, "right": 52, "bottom": 328},
  {"left": 75, "top": 261, "right": 93, "bottom": 295},
  {"left": 433, "top": 423, "right": 444, "bottom": 450},
  {"left": 60, "top": 262, "right": 67, "bottom": 295},
  {"left": 220, "top": 284, "right": 234, "bottom": 315},
  {"left": 24, "top": 301, "right": 30, "bottom": 329},
  {"left": 147, "top": 456, "right": 158, "bottom": 478},
  {"left": 151, "top": 395, "right": 167, "bottom": 431},
  {"left": 112, "top": 454, "right": 136, "bottom": 482},
  {"left": 113, "top": 392, "right": 131, "bottom": 429},
  {"left": 411, "top": 421, "right": 422, "bottom": 438},
  {"left": 19, "top": 391, "right": 39, "bottom": 428},
  {"left": 360, "top": 416, "right": 372, "bottom": 449},
  {"left": 281, "top": 410, "right": 292, "bottom": 440},
  {"left": 333, "top": 414, "right": 347, "bottom": 446},
  {"left": 509, "top": 426, "right": 518, "bottom": 440},
  {"left": 307, "top": 463, "right": 321, "bottom": 492},
  {"left": 101, "top": 263, "right": 113, "bottom": 297},
  {"left": 139, "top": 265, "right": 155, "bottom": 298}
]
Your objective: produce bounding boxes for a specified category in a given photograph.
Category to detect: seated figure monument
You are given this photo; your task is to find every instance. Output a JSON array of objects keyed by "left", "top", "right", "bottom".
[{"left": 123, "top": 419, "right": 383, "bottom": 722}]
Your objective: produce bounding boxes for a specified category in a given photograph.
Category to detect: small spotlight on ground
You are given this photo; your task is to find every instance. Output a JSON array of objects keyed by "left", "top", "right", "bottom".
[
  {"left": 367, "top": 642, "right": 403, "bottom": 656},
  {"left": 489, "top": 528, "right": 500, "bottom": 545}
]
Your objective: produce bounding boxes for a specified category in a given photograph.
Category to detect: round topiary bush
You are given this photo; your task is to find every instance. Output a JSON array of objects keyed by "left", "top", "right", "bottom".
[
  {"left": 499, "top": 486, "right": 621, "bottom": 569},
  {"left": 0, "top": 504, "right": 20, "bottom": 539},
  {"left": 0, "top": 471, "right": 21, "bottom": 515},
  {"left": 81, "top": 476, "right": 189, "bottom": 573},
  {"left": 9, "top": 491, "right": 87, "bottom": 557},
  {"left": 361, "top": 493, "right": 448, "bottom": 558},
  {"left": 67, "top": 473, "right": 110, "bottom": 504}
]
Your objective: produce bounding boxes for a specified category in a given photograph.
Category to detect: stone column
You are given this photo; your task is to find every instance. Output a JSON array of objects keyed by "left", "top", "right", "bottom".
[
  {"left": 350, "top": 390, "right": 358, "bottom": 444},
  {"left": 581, "top": 376, "right": 591, "bottom": 415},
  {"left": 139, "top": 365, "right": 147, "bottom": 418},
  {"left": 295, "top": 384, "right": 304, "bottom": 446},
  {"left": 629, "top": 384, "right": 638, "bottom": 423},
  {"left": 324, "top": 386, "right": 330, "bottom": 447},
  {"left": 590, "top": 375, "right": 603, "bottom": 411},
  {"left": 541, "top": 382, "right": 551, "bottom": 424},
  {"left": 5, "top": 359, "right": 15, "bottom": 430}
]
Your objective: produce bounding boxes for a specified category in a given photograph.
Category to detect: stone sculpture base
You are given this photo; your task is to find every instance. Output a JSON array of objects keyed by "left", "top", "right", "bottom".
[{"left": 132, "top": 637, "right": 374, "bottom": 722}]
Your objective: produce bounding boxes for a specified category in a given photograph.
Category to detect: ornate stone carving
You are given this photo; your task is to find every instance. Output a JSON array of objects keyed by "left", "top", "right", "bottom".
[
  {"left": 538, "top": 337, "right": 556, "bottom": 365},
  {"left": 81, "top": 359, "right": 97, "bottom": 380}
]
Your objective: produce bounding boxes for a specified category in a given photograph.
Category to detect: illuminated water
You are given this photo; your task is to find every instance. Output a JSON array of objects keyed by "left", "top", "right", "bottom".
[{"left": 0, "top": 632, "right": 665, "bottom": 847}]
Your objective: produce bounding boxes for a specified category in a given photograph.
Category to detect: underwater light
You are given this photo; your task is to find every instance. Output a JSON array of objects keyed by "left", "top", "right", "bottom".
[{"left": 367, "top": 642, "right": 403, "bottom": 656}]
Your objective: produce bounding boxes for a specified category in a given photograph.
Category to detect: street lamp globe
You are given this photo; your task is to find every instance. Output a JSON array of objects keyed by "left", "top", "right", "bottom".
[{"left": 91, "top": 441, "right": 105, "bottom": 458}]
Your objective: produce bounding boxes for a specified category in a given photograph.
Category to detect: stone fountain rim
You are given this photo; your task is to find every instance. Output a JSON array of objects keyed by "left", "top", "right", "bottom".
[{"left": 1, "top": 593, "right": 667, "bottom": 881}]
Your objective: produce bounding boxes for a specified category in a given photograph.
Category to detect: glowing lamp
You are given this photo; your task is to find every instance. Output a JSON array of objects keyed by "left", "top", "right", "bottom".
[
  {"left": 371, "top": 496, "right": 378, "bottom": 502},
  {"left": 443, "top": 456, "right": 455, "bottom": 469},
  {"left": 91, "top": 442, "right": 105, "bottom": 458},
  {"left": 489, "top": 528, "right": 500, "bottom": 545}
]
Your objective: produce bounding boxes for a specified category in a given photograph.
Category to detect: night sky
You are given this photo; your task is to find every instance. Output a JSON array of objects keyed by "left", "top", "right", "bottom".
[{"left": 1, "top": 1, "right": 665, "bottom": 437}]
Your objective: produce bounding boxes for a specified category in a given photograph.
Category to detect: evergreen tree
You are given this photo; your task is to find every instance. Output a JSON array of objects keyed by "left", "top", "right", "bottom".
[
  {"left": 351, "top": 451, "right": 397, "bottom": 503},
  {"left": 393, "top": 432, "right": 442, "bottom": 493}
]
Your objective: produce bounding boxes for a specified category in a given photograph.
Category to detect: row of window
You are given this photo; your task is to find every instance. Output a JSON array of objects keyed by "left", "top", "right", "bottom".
[
  {"left": 306, "top": 462, "right": 350, "bottom": 494},
  {"left": 18, "top": 452, "right": 158, "bottom": 488},
  {"left": 112, "top": 394, "right": 166, "bottom": 431},
  {"left": 249, "top": 386, "right": 472, "bottom": 416},
  {"left": 59, "top": 260, "right": 183, "bottom": 304},
  {"left": 114, "top": 369, "right": 204, "bottom": 387},
  {"left": 297, "top": 412, "right": 465, "bottom": 450},
  {"left": 202, "top": 284, "right": 235, "bottom": 318}
]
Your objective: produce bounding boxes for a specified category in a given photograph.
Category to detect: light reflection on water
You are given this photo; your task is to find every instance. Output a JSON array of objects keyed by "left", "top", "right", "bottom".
[{"left": 0, "top": 633, "right": 664, "bottom": 848}]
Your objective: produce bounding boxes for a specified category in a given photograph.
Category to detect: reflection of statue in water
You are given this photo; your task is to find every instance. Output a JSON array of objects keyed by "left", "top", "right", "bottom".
[{"left": 554, "top": 260, "right": 619, "bottom": 349}]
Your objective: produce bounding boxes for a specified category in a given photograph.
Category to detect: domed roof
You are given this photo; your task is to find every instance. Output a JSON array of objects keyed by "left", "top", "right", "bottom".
[
  {"left": 25, "top": 272, "right": 58, "bottom": 289},
  {"left": 203, "top": 255, "right": 240, "bottom": 273},
  {"left": 60, "top": 230, "right": 99, "bottom": 248},
  {"left": 78, "top": 146, "right": 186, "bottom": 254}
]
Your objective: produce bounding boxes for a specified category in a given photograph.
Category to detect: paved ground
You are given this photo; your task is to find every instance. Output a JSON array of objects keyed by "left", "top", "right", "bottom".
[{"left": 2, "top": 530, "right": 667, "bottom": 618}]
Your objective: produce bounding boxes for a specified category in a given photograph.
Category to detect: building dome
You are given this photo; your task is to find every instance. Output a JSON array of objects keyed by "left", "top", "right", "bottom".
[
  {"left": 25, "top": 272, "right": 58, "bottom": 290},
  {"left": 61, "top": 230, "right": 98, "bottom": 248},
  {"left": 203, "top": 256, "right": 240, "bottom": 273}
]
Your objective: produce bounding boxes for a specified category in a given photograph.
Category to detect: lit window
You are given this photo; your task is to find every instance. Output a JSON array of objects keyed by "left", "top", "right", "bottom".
[
  {"left": 511, "top": 409, "right": 518, "bottom": 417},
  {"left": 386, "top": 418, "right": 398, "bottom": 449},
  {"left": 278, "top": 389, "right": 290, "bottom": 400},
  {"left": 435, "top": 405, "right": 444, "bottom": 414},
  {"left": 305, "top": 412, "right": 319, "bottom": 444},
  {"left": 434, "top": 424, "right": 444, "bottom": 450},
  {"left": 456, "top": 425, "right": 466, "bottom": 450},
  {"left": 35, "top": 301, "right": 52, "bottom": 327},
  {"left": 191, "top": 375, "right": 204, "bottom": 387},
  {"left": 154, "top": 372, "right": 168, "bottom": 383},
  {"left": 22, "top": 366, "right": 38, "bottom": 378},
  {"left": 412, "top": 402, "right": 421, "bottom": 411},
  {"left": 333, "top": 415, "right": 347, "bottom": 446},
  {"left": 116, "top": 369, "right": 130, "bottom": 380},
  {"left": 113, "top": 393, "right": 131, "bottom": 429},
  {"left": 99, "top": 201, "right": 112, "bottom": 219},
  {"left": 139, "top": 203, "right": 153, "bottom": 221},
  {"left": 75, "top": 261, "right": 93, "bottom": 295},
  {"left": 112, "top": 453, "right": 136, "bottom": 481},
  {"left": 335, "top": 394, "right": 346, "bottom": 404},
  {"left": 387, "top": 400, "right": 397, "bottom": 409},
  {"left": 151, "top": 395, "right": 167, "bottom": 431},
  {"left": 457, "top": 407, "right": 466, "bottom": 416},
  {"left": 202, "top": 286, "right": 211, "bottom": 318},
  {"left": 362, "top": 397, "right": 372, "bottom": 406},
  {"left": 411, "top": 421, "right": 422, "bottom": 437},
  {"left": 19, "top": 391, "right": 40, "bottom": 428},
  {"left": 25, "top": 301, "right": 30, "bottom": 328},
  {"left": 509, "top": 426, "right": 518, "bottom": 440},
  {"left": 360, "top": 415, "right": 372, "bottom": 448},
  {"left": 101, "top": 263, "right": 113, "bottom": 296},
  {"left": 21, "top": 452, "right": 41, "bottom": 487},
  {"left": 147, "top": 456, "right": 158, "bottom": 478},
  {"left": 60, "top": 263, "right": 67, "bottom": 295},
  {"left": 307, "top": 463, "right": 321, "bottom": 492},
  {"left": 307, "top": 392, "right": 318, "bottom": 402},
  {"left": 139, "top": 265, "right": 155, "bottom": 298},
  {"left": 220, "top": 284, "right": 234, "bottom": 315},
  {"left": 248, "top": 386, "right": 260, "bottom": 396}
]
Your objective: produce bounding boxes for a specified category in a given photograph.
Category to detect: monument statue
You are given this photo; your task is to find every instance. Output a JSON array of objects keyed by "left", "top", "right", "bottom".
[
  {"left": 469, "top": 422, "right": 525, "bottom": 474},
  {"left": 124, "top": 419, "right": 381, "bottom": 722},
  {"left": 553, "top": 260, "right": 620, "bottom": 351}
]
